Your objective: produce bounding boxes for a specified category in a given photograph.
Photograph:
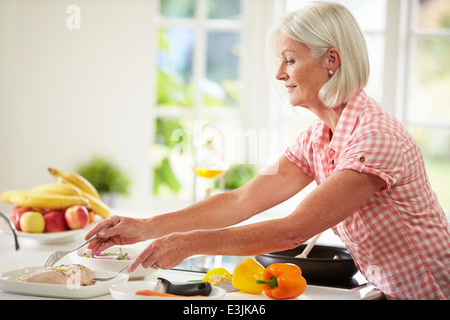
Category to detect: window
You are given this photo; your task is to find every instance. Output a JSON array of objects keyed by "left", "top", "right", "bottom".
[
  {"left": 406, "top": 0, "right": 450, "bottom": 211},
  {"left": 151, "top": 0, "right": 249, "bottom": 201},
  {"left": 285, "top": 0, "right": 386, "bottom": 102},
  {"left": 279, "top": 0, "right": 388, "bottom": 202},
  {"left": 150, "top": 0, "right": 450, "bottom": 213},
  {"left": 280, "top": 0, "right": 387, "bottom": 149},
  {"left": 281, "top": 0, "right": 450, "bottom": 212}
]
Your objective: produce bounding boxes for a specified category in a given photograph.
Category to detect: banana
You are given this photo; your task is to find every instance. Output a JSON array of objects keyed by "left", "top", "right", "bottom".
[
  {"left": 1, "top": 168, "right": 109, "bottom": 218},
  {"left": 0, "top": 190, "right": 22, "bottom": 204},
  {"left": 48, "top": 167, "right": 101, "bottom": 200},
  {"left": 31, "top": 183, "right": 81, "bottom": 197},
  {"left": 4, "top": 190, "right": 89, "bottom": 209},
  {"left": 79, "top": 190, "right": 111, "bottom": 219}
]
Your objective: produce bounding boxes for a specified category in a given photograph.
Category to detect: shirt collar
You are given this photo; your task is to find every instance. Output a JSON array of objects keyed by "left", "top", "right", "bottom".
[{"left": 328, "top": 90, "right": 368, "bottom": 152}]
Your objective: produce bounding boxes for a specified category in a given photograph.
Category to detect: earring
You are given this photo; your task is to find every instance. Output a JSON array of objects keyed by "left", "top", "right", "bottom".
[{"left": 328, "top": 70, "right": 334, "bottom": 76}]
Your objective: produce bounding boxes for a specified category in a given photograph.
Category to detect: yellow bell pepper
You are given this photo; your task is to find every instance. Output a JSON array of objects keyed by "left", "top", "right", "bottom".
[
  {"left": 202, "top": 267, "right": 232, "bottom": 285},
  {"left": 232, "top": 258, "right": 265, "bottom": 294}
]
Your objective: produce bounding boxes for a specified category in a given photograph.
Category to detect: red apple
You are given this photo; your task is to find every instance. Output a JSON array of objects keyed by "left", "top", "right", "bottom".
[
  {"left": 44, "top": 210, "right": 69, "bottom": 233},
  {"left": 64, "top": 205, "right": 89, "bottom": 230},
  {"left": 9, "top": 206, "right": 32, "bottom": 231}
]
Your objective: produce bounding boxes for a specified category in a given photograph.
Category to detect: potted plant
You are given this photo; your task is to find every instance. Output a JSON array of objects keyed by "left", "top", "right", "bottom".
[
  {"left": 77, "top": 156, "right": 132, "bottom": 207},
  {"left": 215, "top": 164, "right": 258, "bottom": 190}
]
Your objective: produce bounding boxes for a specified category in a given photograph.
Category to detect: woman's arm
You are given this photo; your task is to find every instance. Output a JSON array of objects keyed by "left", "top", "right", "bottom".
[
  {"left": 196, "top": 169, "right": 386, "bottom": 255},
  {"left": 147, "top": 155, "right": 314, "bottom": 234},
  {"left": 128, "top": 168, "right": 385, "bottom": 271},
  {"left": 86, "top": 155, "right": 313, "bottom": 252}
]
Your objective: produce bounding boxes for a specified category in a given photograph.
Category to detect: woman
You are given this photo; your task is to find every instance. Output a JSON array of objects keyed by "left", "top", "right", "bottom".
[{"left": 86, "top": 2, "right": 449, "bottom": 299}]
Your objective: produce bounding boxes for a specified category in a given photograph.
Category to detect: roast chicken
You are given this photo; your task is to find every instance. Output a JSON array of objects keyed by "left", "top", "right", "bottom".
[{"left": 16, "top": 264, "right": 96, "bottom": 286}]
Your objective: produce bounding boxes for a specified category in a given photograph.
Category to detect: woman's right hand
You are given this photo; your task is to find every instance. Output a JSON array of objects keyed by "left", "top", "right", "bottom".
[{"left": 85, "top": 215, "right": 148, "bottom": 252}]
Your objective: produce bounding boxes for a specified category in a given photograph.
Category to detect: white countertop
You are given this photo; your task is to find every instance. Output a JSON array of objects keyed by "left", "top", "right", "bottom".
[
  {"left": 0, "top": 201, "right": 384, "bottom": 300},
  {"left": 0, "top": 228, "right": 383, "bottom": 300}
]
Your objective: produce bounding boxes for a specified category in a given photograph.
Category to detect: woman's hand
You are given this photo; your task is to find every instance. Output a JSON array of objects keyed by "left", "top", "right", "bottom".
[
  {"left": 128, "top": 232, "right": 191, "bottom": 272},
  {"left": 85, "top": 215, "right": 149, "bottom": 252}
]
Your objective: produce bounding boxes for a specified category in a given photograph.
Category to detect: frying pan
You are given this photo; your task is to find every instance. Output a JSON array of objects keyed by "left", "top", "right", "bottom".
[{"left": 255, "top": 244, "right": 358, "bottom": 281}]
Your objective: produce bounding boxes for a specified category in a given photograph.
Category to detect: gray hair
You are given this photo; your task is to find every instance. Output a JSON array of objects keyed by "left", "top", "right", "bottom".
[{"left": 268, "top": 1, "right": 369, "bottom": 108}]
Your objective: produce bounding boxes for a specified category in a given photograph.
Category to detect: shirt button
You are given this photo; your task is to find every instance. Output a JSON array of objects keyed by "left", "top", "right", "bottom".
[{"left": 360, "top": 157, "right": 366, "bottom": 163}]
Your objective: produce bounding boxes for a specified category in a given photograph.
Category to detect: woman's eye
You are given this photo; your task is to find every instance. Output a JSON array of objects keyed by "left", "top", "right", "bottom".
[{"left": 286, "top": 59, "right": 294, "bottom": 65}]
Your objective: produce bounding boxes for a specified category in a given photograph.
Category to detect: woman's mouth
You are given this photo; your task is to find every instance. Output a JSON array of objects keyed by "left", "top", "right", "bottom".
[{"left": 286, "top": 86, "right": 297, "bottom": 93}]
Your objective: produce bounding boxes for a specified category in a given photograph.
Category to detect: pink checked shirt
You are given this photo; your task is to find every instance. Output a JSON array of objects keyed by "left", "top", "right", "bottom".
[{"left": 285, "top": 90, "right": 450, "bottom": 299}]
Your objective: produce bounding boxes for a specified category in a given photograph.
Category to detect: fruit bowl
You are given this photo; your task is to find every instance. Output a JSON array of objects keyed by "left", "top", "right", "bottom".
[
  {"left": 69, "top": 245, "right": 158, "bottom": 280},
  {"left": 0, "top": 225, "right": 88, "bottom": 244},
  {"left": 18, "top": 229, "right": 88, "bottom": 244}
]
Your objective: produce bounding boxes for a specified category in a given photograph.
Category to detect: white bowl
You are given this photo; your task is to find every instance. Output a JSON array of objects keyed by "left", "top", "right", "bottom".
[{"left": 69, "top": 245, "right": 158, "bottom": 280}]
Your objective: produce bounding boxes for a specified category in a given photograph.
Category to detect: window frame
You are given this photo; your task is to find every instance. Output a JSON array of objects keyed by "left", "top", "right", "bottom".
[
  {"left": 149, "top": 0, "right": 450, "bottom": 212},
  {"left": 149, "top": 0, "right": 280, "bottom": 200},
  {"left": 400, "top": 0, "right": 450, "bottom": 129}
]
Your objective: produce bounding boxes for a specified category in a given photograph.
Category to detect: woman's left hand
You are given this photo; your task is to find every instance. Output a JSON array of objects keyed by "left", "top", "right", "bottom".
[{"left": 128, "top": 232, "right": 191, "bottom": 272}]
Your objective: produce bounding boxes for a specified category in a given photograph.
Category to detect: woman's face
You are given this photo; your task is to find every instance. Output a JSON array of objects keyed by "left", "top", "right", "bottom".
[{"left": 276, "top": 32, "right": 329, "bottom": 108}]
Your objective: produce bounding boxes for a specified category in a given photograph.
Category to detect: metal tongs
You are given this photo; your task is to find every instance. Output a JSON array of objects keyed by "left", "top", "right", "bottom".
[{"left": 0, "top": 211, "right": 20, "bottom": 251}]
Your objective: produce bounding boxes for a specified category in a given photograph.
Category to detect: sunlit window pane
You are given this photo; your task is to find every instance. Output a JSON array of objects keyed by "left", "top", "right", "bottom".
[
  {"left": 160, "top": 0, "right": 196, "bottom": 18},
  {"left": 153, "top": 117, "right": 193, "bottom": 198},
  {"left": 364, "top": 34, "right": 384, "bottom": 102},
  {"left": 208, "top": 0, "right": 243, "bottom": 20},
  {"left": 416, "top": 0, "right": 450, "bottom": 29},
  {"left": 283, "top": 0, "right": 385, "bottom": 102},
  {"left": 409, "top": 38, "right": 450, "bottom": 124},
  {"left": 204, "top": 32, "right": 242, "bottom": 107},
  {"left": 408, "top": 34, "right": 450, "bottom": 211},
  {"left": 410, "top": 126, "right": 450, "bottom": 210},
  {"left": 338, "top": 0, "right": 386, "bottom": 31},
  {"left": 285, "top": 0, "right": 387, "bottom": 31},
  {"left": 157, "top": 28, "right": 196, "bottom": 108}
]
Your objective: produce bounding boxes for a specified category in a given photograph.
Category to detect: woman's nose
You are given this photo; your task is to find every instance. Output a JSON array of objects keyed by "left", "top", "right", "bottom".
[{"left": 276, "top": 66, "right": 288, "bottom": 81}]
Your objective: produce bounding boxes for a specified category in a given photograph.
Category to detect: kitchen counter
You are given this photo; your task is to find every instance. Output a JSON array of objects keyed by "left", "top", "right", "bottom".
[{"left": 0, "top": 229, "right": 383, "bottom": 300}]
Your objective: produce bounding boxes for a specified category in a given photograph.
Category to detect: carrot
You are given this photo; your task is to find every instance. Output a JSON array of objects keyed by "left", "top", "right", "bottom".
[{"left": 135, "top": 290, "right": 202, "bottom": 298}]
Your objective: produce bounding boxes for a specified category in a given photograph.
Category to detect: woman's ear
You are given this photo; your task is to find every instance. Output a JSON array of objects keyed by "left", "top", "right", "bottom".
[{"left": 326, "top": 47, "right": 341, "bottom": 72}]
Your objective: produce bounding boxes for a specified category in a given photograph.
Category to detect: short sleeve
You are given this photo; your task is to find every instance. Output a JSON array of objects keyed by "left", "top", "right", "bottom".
[
  {"left": 334, "top": 132, "right": 405, "bottom": 191},
  {"left": 285, "top": 129, "right": 315, "bottom": 179}
]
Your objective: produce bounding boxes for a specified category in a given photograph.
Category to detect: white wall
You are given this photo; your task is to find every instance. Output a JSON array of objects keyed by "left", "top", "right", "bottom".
[{"left": 0, "top": 0, "right": 154, "bottom": 213}]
